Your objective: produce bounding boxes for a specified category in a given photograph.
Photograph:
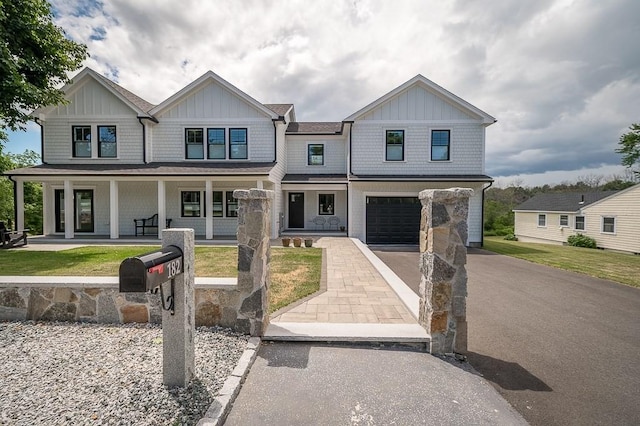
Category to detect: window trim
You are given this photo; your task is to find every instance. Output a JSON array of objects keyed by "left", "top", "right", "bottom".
[
  {"left": 226, "top": 191, "right": 239, "bottom": 217},
  {"left": 537, "top": 214, "right": 547, "bottom": 228},
  {"left": 559, "top": 214, "right": 569, "bottom": 227},
  {"left": 229, "top": 128, "right": 248, "bottom": 160},
  {"left": 575, "top": 215, "right": 586, "bottom": 231},
  {"left": 185, "top": 128, "right": 205, "bottom": 160},
  {"left": 431, "top": 129, "right": 451, "bottom": 162},
  {"left": 97, "top": 125, "right": 117, "bottom": 158},
  {"left": 601, "top": 216, "right": 616, "bottom": 234},
  {"left": 318, "top": 192, "right": 336, "bottom": 216},
  {"left": 307, "top": 143, "right": 325, "bottom": 166},
  {"left": 181, "top": 190, "right": 202, "bottom": 217},
  {"left": 385, "top": 129, "right": 405, "bottom": 162},
  {"left": 212, "top": 190, "right": 224, "bottom": 217},
  {"left": 207, "top": 128, "right": 226, "bottom": 160},
  {"left": 72, "top": 125, "right": 92, "bottom": 158}
]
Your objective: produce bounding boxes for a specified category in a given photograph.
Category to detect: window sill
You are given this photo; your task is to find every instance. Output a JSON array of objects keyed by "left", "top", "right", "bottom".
[
  {"left": 69, "top": 157, "right": 121, "bottom": 160},
  {"left": 429, "top": 159, "right": 452, "bottom": 163}
]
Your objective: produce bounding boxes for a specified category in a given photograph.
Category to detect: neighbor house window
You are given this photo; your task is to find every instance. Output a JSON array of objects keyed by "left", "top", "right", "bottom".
[
  {"left": 575, "top": 216, "right": 585, "bottom": 230},
  {"left": 308, "top": 144, "right": 324, "bottom": 165},
  {"left": 72, "top": 126, "right": 92, "bottom": 158},
  {"left": 431, "top": 130, "right": 450, "bottom": 161},
  {"left": 97, "top": 126, "right": 117, "bottom": 158},
  {"left": 207, "top": 128, "right": 225, "bottom": 159},
  {"left": 538, "top": 214, "right": 546, "bottom": 227},
  {"left": 212, "top": 191, "right": 223, "bottom": 217},
  {"left": 226, "top": 191, "right": 238, "bottom": 217},
  {"left": 181, "top": 191, "right": 201, "bottom": 217},
  {"left": 602, "top": 216, "right": 615, "bottom": 234},
  {"left": 229, "top": 128, "right": 247, "bottom": 159},
  {"left": 319, "top": 194, "right": 335, "bottom": 215},
  {"left": 559, "top": 215, "right": 569, "bottom": 227},
  {"left": 385, "top": 130, "right": 404, "bottom": 161},
  {"left": 185, "top": 128, "right": 204, "bottom": 159}
]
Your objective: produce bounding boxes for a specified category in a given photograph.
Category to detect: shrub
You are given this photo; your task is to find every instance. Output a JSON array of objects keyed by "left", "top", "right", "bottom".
[
  {"left": 567, "top": 234, "right": 596, "bottom": 248},
  {"left": 504, "top": 234, "right": 518, "bottom": 241}
]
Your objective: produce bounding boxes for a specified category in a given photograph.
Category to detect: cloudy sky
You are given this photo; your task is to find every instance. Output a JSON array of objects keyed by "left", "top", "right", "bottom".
[{"left": 7, "top": 0, "right": 640, "bottom": 185}]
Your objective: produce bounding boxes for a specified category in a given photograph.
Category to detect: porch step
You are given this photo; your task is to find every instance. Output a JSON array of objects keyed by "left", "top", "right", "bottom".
[{"left": 264, "top": 322, "right": 430, "bottom": 348}]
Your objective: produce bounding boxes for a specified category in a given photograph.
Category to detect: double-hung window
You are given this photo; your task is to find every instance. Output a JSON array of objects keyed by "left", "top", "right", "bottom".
[
  {"left": 207, "top": 128, "right": 225, "bottom": 159},
  {"left": 385, "top": 130, "right": 404, "bottom": 161},
  {"left": 185, "top": 128, "right": 204, "bottom": 159},
  {"left": 602, "top": 217, "right": 615, "bottom": 234},
  {"left": 538, "top": 214, "right": 546, "bottom": 227},
  {"left": 308, "top": 144, "right": 324, "bottom": 165},
  {"left": 229, "top": 128, "right": 248, "bottom": 159},
  {"left": 181, "top": 191, "right": 201, "bottom": 217},
  {"left": 72, "top": 126, "right": 92, "bottom": 158},
  {"left": 212, "top": 191, "right": 223, "bottom": 217},
  {"left": 431, "top": 130, "right": 450, "bottom": 161},
  {"left": 319, "top": 194, "right": 334, "bottom": 215},
  {"left": 98, "top": 126, "right": 117, "bottom": 158},
  {"left": 559, "top": 215, "right": 569, "bottom": 227},
  {"left": 226, "top": 191, "right": 239, "bottom": 217},
  {"left": 575, "top": 216, "right": 585, "bottom": 230}
]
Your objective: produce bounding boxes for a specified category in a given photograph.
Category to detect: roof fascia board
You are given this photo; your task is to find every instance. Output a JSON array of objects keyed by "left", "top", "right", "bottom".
[
  {"left": 150, "top": 70, "right": 278, "bottom": 119},
  {"left": 513, "top": 209, "right": 578, "bottom": 214}
]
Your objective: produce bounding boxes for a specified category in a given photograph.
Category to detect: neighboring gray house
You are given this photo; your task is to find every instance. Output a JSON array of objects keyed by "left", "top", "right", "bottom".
[
  {"left": 513, "top": 185, "right": 640, "bottom": 253},
  {"left": 6, "top": 68, "right": 496, "bottom": 245}
]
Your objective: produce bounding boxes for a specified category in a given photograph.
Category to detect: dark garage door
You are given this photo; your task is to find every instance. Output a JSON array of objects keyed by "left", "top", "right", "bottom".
[{"left": 366, "top": 197, "right": 421, "bottom": 244}]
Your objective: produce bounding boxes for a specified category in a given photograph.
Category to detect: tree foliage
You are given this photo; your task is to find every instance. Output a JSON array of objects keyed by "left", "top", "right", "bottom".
[
  {"left": 0, "top": 0, "right": 88, "bottom": 142},
  {"left": 0, "top": 147, "right": 42, "bottom": 233},
  {"left": 616, "top": 123, "right": 640, "bottom": 176}
]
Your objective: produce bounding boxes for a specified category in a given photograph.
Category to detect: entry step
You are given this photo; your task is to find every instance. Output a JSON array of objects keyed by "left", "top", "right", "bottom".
[{"left": 264, "top": 322, "right": 430, "bottom": 344}]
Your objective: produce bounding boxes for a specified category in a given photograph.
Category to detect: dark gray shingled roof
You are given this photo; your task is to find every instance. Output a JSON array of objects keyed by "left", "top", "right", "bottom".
[
  {"left": 264, "top": 104, "right": 293, "bottom": 117},
  {"left": 286, "top": 122, "right": 343, "bottom": 134},
  {"left": 514, "top": 191, "right": 619, "bottom": 212},
  {"left": 349, "top": 174, "right": 493, "bottom": 182},
  {"left": 94, "top": 73, "right": 156, "bottom": 113},
  {"left": 5, "top": 162, "right": 276, "bottom": 177},
  {"left": 282, "top": 174, "right": 348, "bottom": 183}
]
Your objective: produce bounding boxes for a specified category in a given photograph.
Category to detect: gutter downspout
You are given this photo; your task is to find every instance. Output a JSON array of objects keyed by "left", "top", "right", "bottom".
[
  {"left": 481, "top": 181, "right": 493, "bottom": 247},
  {"left": 272, "top": 119, "right": 281, "bottom": 163},
  {"left": 8, "top": 176, "right": 17, "bottom": 229},
  {"left": 34, "top": 117, "right": 46, "bottom": 164},
  {"left": 137, "top": 117, "right": 147, "bottom": 164}
]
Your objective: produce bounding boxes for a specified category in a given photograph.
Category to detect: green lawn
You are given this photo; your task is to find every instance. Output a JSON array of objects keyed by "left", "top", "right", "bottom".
[
  {"left": 483, "top": 237, "right": 640, "bottom": 288},
  {"left": 0, "top": 246, "right": 322, "bottom": 312}
]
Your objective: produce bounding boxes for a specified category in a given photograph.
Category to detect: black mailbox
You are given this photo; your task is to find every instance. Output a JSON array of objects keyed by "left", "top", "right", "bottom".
[{"left": 119, "top": 245, "right": 183, "bottom": 293}]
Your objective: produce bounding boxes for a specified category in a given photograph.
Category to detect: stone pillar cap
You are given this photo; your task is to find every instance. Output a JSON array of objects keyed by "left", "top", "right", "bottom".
[
  {"left": 419, "top": 188, "right": 474, "bottom": 201},
  {"left": 233, "top": 189, "right": 274, "bottom": 200}
]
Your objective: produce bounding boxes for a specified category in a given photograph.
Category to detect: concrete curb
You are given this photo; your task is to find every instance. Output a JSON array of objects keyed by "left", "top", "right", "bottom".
[{"left": 196, "top": 336, "right": 261, "bottom": 426}]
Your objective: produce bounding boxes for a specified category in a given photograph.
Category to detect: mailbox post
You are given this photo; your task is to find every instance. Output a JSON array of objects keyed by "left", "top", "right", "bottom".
[{"left": 118, "top": 228, "right": 195, "bottom": 388}]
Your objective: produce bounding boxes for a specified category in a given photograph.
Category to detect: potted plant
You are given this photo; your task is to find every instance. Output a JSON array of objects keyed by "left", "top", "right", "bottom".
[
  {"left": 293, "top": 237, "right": 302, "bottom": 247},
  {"left": 340, "top": 226, "right": 345, "bottom": 232},
  {"left": 281, "top": 237, "right": 291, "bottom": 247},
  {"left": 304, "top": 238, "right": 313, "bottom": 247}
]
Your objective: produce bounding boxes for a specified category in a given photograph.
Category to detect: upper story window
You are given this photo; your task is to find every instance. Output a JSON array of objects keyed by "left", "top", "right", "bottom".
[
  {"left": 72, "top": 126, "right": 92, "bottom": 158},
  {"left": 207, "top": 128, "right": 225, "bottom": 160},
  {"left": 559, "top": 215, "right": 569, "bottom": 227},
  {"left": 575, "top": 216, "right": 585, "bottom": 230},
  {"left": 602, "top": 216, "right": 615, "bottom": 234},
  {"left": 229, "top": 128, "right": 247, "bottom": 159},
  {"left": 98, "top": 126, "right": 117, "bottom": 158},
  {"left": 185, "top": 128, "right": 204, "bottom": 159},
  {"left": 181, "top": 191, "right": 201, "bottom": 217},
  {"left": 431, "top": 130, "right": 450, "bottom": 161},
  {"left": 538, "top": 214, "right": 546, "bottom": 227},
  {"left": 385, "top": 130, "right": 404, "bottom": 161},
  {"left": 308, "top": 144, "right": 324, "bottom": 165}
]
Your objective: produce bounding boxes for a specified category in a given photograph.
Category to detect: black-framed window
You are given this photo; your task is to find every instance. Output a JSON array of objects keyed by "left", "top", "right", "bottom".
[
  {"left": 226, "top": 191, "right": 238, "bottom": 217},
  {"left": 207, "top": 128, "right": 225, "bottom": 159},
  {"left": 229, "top": 128, "right": 247, "bottom": 159},
  {"left": 319, "top": 194, "right": 334, "bottom": 215},
  {"left": 185, "top": 128, "right": 204, "bottom": 159},
  {"left": 431, "top": 130, "right": 450, "bottom": 161},
  {"left": 538, "top": 214, "right": 546, "bottom": 227},
  {"left": 212, "top": 191, "right": 223, "bottom": 217},
  {"left": 602, "top": 216, "right": 615, "bottom": 233},
  {"left": 575, "top": 216, "right": 585, "bottom": 230},
  {"left": 308, "top": 144, "right": 324, "bottom": 165},
  {"left": 560, "top": 215, "right": 569, "bottom": 227},
  {"left": 385, "top": 130, "right": 404, "bottom": 161},
  {"left": 72, "top": 126, "right": 91, "bottom": 158},
  {"left": 181, "top": 191, "right": 201, "bottom": 217},
  {"left": 98, "top": 126, "right": 117, "bottom": 158}
]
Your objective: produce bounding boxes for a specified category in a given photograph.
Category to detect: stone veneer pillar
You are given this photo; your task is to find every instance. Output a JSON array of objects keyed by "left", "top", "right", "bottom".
[
  {"left": 234, "top": 189, "right": 273, "bottom": 336},
  {"left": 418, "top": 188, "right": 473, "bottom": 355}
]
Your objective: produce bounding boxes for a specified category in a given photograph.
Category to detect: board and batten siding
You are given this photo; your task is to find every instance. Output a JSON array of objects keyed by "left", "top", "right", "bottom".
[
  {"left": 514, "top": 211, "right": 575, "bottom": 245},
  {"left": 43, "top": 78, "right": 144, "bottom": 164},
  {"left": 285, "top": 136, "right": 347, "bottom": 174},
  {"left": 581, "top": 184, "right": 640, "bottom": 253},
  {"left": 350, "top": 122, "right": 484, "bottom": 175},
  {"left": 349, "top": 181, "right": 484, "bottom": 245}
]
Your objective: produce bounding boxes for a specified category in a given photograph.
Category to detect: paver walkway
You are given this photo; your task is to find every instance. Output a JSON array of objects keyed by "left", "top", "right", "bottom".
[{"left": 270, "top": 237, "right": 416, "bottom": 324}]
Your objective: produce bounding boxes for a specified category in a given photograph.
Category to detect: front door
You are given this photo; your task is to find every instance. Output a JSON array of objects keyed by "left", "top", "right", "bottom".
[
  {"left": 55, "top": 189, "right": 95, "bottom": 233},
  {"left": 288, "top": 192, "right": 305, "bottom": 228}
]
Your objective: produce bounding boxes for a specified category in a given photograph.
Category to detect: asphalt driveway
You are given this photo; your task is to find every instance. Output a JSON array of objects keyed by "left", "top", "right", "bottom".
[{"left": 372, "top": 247, "right": 640, "bottom": 426}]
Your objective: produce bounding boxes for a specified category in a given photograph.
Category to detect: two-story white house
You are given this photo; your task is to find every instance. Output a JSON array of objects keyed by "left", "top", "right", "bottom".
[{"left": 6, "top": 68, "right": 495, "bottom": 246}]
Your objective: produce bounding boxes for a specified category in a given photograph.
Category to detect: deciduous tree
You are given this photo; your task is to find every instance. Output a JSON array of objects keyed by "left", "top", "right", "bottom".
[{"left": 616, "top": 124, "right": 640, "bottom": 176}]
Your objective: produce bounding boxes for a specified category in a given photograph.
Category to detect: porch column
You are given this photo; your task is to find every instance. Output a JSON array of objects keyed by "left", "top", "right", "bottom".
[
  {"left": 256, "top": 180, "right": 263, "bottom": 189},
  {"left": 205, "top": 179, "right": 213, "bottom": 239},
  {"left": 42, "top": 183, "right": 51, "bottom": 235},
  {"left": 64, "top": 180, "right": 74, "bottom": 239},
  {"left": 15, "top": 180, "right": 24, "bottom": 231},
  {"left": 109, "top": 180, "right": 119, "bottom": 239},
  {"left": 157, "top": 180, "right": 166, "bottom": 240}
]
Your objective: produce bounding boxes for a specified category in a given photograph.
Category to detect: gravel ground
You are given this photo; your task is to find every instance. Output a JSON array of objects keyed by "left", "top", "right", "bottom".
[{"left": 0, "top": 321, "right": 249, "bottom": 426}]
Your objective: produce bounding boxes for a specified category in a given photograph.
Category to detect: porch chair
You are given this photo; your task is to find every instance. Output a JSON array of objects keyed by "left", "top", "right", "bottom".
[
  {"left": 0, "top": 221, "right": 29, "bottom": 249},
  {"left": 328, "top": 216, "right": 340, "bottom": 230},
  {"left": 310, "top": 216, "right": 326, "bottom": 230}
]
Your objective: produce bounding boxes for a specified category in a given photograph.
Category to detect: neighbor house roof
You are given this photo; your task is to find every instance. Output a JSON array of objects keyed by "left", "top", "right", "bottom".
[
  {"left": 513, "top": 191, "right": 619, "bottom": 212},
  {"left": 286, "top": 122, "right": 343, "bottom": 134}
]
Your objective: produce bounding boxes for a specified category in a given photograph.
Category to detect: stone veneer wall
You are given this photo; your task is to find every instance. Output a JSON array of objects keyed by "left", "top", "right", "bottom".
[{"left": 418, "top": 188, "right": 472, "bottom": 355}]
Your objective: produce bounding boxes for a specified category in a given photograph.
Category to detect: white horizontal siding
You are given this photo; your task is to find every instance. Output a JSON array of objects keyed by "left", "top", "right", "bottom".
[
  {"left": 349, "top": 181, "right": 484, "bottom": 245},
  {"left": 361, "top": 85, "right": 476, "bottom": 121},
  {"left": 350, "top": 122, "right": 484, "bottom": 175},
  {"left": 286, "top": 137, "right": 347, "bottom": 174},
  {"left": 514, "top": 212, "right": 575, "bottom": 244}
]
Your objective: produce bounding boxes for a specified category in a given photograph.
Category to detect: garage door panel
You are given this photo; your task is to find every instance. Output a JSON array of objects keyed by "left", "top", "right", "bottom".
[{"left": 366, "top": 197, "right": 421, "bottom": 244}]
